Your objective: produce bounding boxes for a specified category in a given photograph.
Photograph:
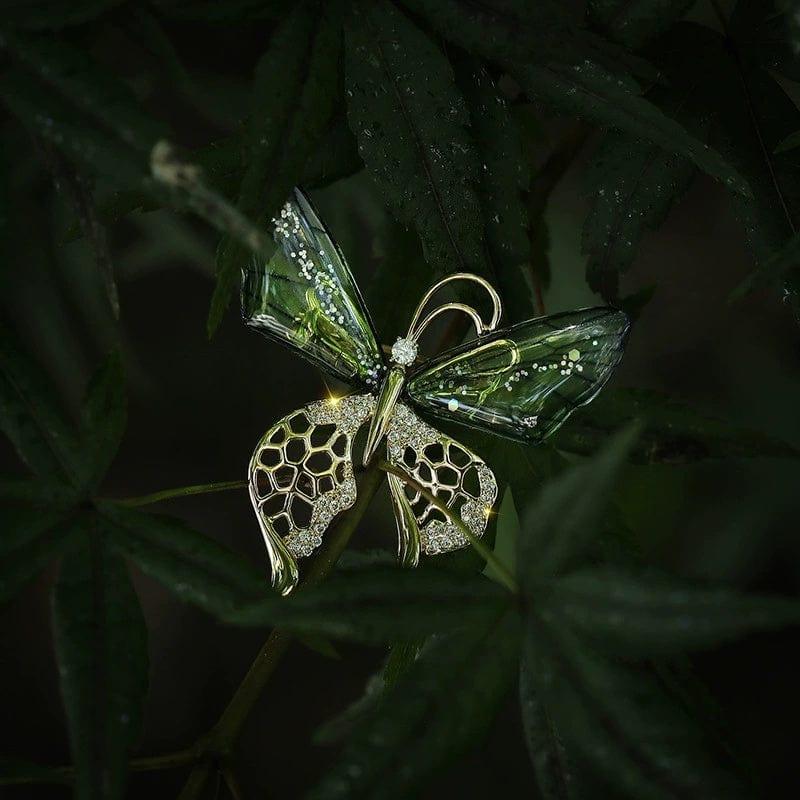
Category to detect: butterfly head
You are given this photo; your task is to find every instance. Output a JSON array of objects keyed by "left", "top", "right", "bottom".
[{"left": 362, "top": 273, "right": 504, "bottom": 465}]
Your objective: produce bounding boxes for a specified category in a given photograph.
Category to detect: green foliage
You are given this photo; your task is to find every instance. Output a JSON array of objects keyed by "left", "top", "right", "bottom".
[
  {"left": 345, "top": 0, "right": 489, "bottom": 279},
  {"left": 228, "top": 566, "right": 510, "bottom": 642},
  {"left": 519, "top": 423, "right": 640, "bottom": 585},
  {"left": 99, "top": 503, "right": 269, "bottom": 615},
  {"left": 208, "top": 1, "right": 343, "bottom": 334},
  {"left": 53, "top": 525, "right": 148, "bottom": 800},
  {"left": 309, "top": 613, "right": 521, "bottom": 799},
  {"left": 582, "top": 129, "right": 695, "bottom": 301},
  {"left": 557, "top": 387, "right": 800, "bottom": 463},
  {"left": 2, "top": 2, "right": 800, "bottom": 798}
]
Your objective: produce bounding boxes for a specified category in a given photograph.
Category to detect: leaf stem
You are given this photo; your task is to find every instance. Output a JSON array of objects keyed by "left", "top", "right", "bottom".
[
  {"left": 377, "top": 459, "right": 519, "bottom": 594},
  {"left": 176, "top": 464, "right": 385, "bottom": 799},
  {"left": 114, "top": 480, "right": 248, "bottom": 507},
  {"left": 0, "top": 749, "right": 198, "bottom": 786}
]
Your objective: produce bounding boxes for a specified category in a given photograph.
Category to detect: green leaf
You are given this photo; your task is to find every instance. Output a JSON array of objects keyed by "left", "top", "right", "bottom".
[
  {"left": 207, "top": 1, "right": 343, "bottom": 335},
  {"left": 519, "top": 424, "right": 640, "bottom": 586},
  {"left": 302, "top": 113, "right": 364, "bottom": 189},
  {"left": 53, "top": 527, "right": 148, "bottom": 800},
  {"left": 0, "top": 474, "right": 76, "bottom": 505},
  {"left": 402, "top": 0, "right": 749, "bottom": 194},
  {"left": 78, "top": 353, "right": 126, "bottom": 493},
  {"left": 454, "top": 56, "right": 533, "bottom": 321},
  {"left": 541, "top": 567, "right": 800, "bottom": 656},
  {"left": 309, "top": 612, "right": 520, "bottom": 799},
  {"left": 587, "top": 0, "right": 695, "bottom": 49},
  {"left": 0, "top": 29, "right": 165, "bottom": 151},
  {"left": 344, "top": 0, "right": 489, "bottom": 280},
  {"left": 524, "top": 618, "right": 746, "bottom": 800},
  {"left": 0, "top": 317, "right": 82, "bottom": 491},
  {"left": 0, "top": 507, "right": 78, "bottom": 605},
  {"left": 555, "top": 387, "right": 800, "bottom": 463},
  {"left": 582, "top": 128, "right": 695, "bottom": 301},
  {"left": 0, "top": 70, "right": 145, "bottom": 185},
  {"left": 519, "top": 644, "right": 582, "bottom": 800},
  {"left": 227, "top": 566, "right": 511, "bottom": 643},
  {"left": 484, "top": 487, "right": 519, "bottom": 586},
  {"left": 98, "top": 502, "right": 268, "bottom": 615}
]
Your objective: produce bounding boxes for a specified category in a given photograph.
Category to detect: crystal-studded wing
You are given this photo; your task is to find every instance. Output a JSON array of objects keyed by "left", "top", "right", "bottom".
[
  {"left": 242, "top": 188, "right": 386, "bottom": 390},
  {"left": 248, "top": 394, "right": 375, "bottom": 595},
  {"left": 406, "top": 307, "right": 629, "bottom": 443},
  {"left": 385, "top": 403, "right": 498, "bottom": 564}
]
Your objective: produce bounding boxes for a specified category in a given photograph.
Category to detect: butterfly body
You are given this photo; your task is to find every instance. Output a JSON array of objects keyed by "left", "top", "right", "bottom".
[{"left": 242, "top": 189, "right": 629, "bottom": 594}]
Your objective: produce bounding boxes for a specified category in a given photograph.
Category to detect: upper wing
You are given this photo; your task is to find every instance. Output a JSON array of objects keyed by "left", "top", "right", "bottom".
[
  {"left": 406, "top": 307, "right": 629, "bottom": 443},
  {"left": 241, "top": 188, "right": 386, "bottom": 389}
]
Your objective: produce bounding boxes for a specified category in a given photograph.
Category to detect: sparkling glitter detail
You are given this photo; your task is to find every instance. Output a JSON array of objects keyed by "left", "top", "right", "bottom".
[
  {"left": 268, "top": 201, "right": 385, "bottom": 388},
  {"left": 248, "top": 394, "right": 375, "bottom": 560},
  {"left": 391, "top": 337, "right": 418, "bottom": 366},
  {"left": 386, "top": 403, "right": 498, "bottom": 556}
]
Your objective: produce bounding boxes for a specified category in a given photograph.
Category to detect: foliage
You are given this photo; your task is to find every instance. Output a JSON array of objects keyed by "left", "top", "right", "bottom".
[{"left": 1, "top": 1, "right": 799, "bottom": 800}]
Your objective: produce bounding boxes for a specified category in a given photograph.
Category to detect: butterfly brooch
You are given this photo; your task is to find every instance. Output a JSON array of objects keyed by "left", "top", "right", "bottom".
[{"left": 242, "top": 189, "right": 630, "bottom": 594}]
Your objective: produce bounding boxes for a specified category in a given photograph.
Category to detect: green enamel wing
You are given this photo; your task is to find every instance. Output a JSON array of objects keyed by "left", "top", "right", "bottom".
[{"left": 242, "top": 188, "right": 629, "bottom": 594}]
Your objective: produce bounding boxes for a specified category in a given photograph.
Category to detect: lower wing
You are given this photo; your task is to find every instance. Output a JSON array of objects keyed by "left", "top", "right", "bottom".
[{"left": 248, "top": 394, "right": 497, "bottom": 593}]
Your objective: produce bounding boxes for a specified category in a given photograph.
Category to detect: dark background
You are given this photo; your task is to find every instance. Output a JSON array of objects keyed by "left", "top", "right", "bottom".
[{"left": 2, "top": 2, "right": 800, "bottom": 798}]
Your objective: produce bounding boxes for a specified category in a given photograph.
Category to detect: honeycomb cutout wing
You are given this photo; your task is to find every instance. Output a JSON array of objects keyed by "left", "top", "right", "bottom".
[
  {"left": 248, "top": 394, "right": 376, "bottom": 595},
  {"left": 385, "top": 403, "right": 498, "bottom": 565}
]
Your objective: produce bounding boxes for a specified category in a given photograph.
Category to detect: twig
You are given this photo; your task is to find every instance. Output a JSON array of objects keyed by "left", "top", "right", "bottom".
[
  {"left": 377, "top": 459, "right": 519, "bottom": 594},
  {"left": 114, "top": 479, "right": 248, "bottom": 507},
  {"left": 176, "top": 464, "right": 385, "bottom": 799}
]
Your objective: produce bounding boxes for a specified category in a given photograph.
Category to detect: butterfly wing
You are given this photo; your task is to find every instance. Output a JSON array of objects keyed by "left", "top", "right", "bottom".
[
  {"left": 248, "top": 394, "right": 376, "bottom": 594},
  {"left": 385, "top": 403, "right": 498, "bottom": 564},
  {"left": 242, "top": 188, "right": 386, "bottom": 389},
  {"left": 406, "top": 307, "right": 629, "bottom": 443}
]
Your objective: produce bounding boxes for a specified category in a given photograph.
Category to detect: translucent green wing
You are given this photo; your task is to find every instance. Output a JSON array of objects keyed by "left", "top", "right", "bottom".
[
  {"left": 406, "top": 307, "right": 629, "bottom": 443},
  {"left": 241, "top": 188, "right": 386, "bottom": 389}
]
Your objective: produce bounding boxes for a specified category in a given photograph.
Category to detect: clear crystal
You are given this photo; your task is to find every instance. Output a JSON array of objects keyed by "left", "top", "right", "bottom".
[{"left": 391, "top": 337, "right": 418, "bottom": 366}]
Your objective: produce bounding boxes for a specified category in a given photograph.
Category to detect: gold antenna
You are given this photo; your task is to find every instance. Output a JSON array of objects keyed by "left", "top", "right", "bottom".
[{"left": 404, "top": 272, "right": 503, "bottom": 344}]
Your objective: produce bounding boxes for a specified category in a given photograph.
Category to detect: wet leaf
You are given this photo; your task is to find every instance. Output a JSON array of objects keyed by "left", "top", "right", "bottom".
[
  {"left": 403, "top": 0, "right": 749, "bottom": 193},
  {"left": 345, "top": 0, "right": 489, "bottom": 279},
  {"left": 454, "top": 56, "right": 534, "bottom": 320}
]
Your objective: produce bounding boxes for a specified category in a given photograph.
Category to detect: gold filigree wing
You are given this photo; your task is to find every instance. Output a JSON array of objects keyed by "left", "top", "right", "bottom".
[
  {"left": 248, "top": 394, "right": 375, "bottom": 594},
  {"left": 385, "top": 403, "right": 498, "bottom": 565}
]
